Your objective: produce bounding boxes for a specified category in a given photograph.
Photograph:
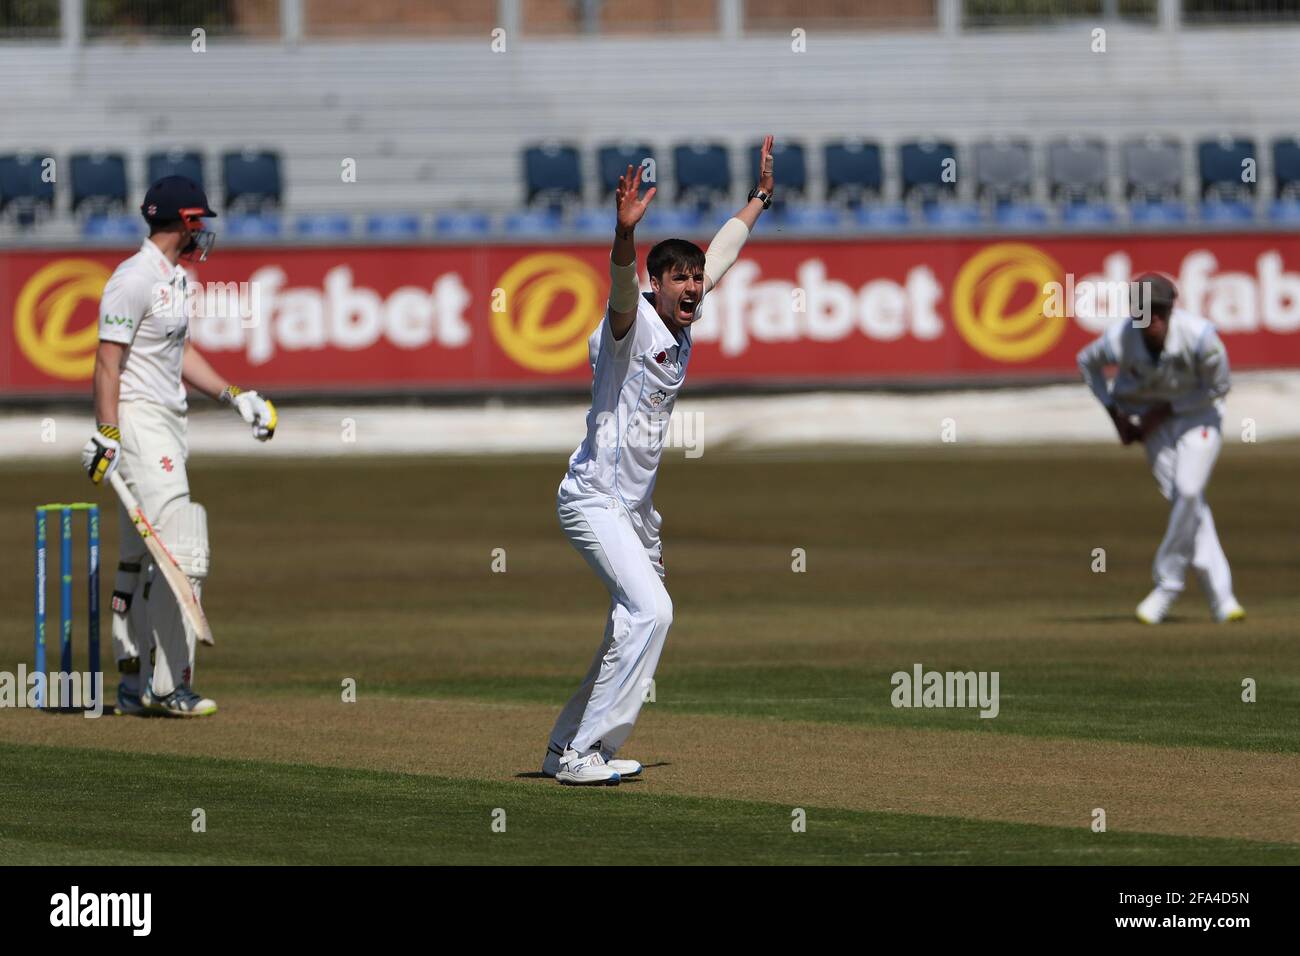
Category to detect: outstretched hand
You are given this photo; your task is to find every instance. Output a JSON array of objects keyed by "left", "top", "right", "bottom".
[
  {"left": 757, "top": 134, "right": 775, "bottom": 193},
  {"left": 615, "top": 165, "right": 655, "bottom": 234}
]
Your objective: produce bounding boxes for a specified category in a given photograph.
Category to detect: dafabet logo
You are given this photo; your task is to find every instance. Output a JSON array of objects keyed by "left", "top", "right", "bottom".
[
  {"left": 951, "top": 243, "right": 1067, "bottom": 363},
  {"left": 490, "top": 252, "right": 605, "bottom": 373},
  {"left": 15, "top": 259, "right": 110, "bottom": 380}
]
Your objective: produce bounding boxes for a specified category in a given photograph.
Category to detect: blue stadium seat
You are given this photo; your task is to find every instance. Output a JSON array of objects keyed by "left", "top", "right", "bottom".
[
  {"left": 995, "top": 202, "right": 1049, "bottom": 228},
  {"left": 673, "top": 142, "right": 731, "bottom": 208},
  {"left": 503, "top": 208, "right": 561, "bottom": 237},
  {"left": 824, "top": 140, "right": 883, "bottom": 205},
  {"left": 597, "top": 142, "right": 655, "bottom": 198},
  {"left": 295, "top": 213, "right": 353, "bottom": 239},
  {"left": 222, "top": 150, "right": 282, "bottom": 211},
  {"left": 1123, "top": 137, "right": 1184, "bottom": 202},
  {"left": 147, "top": 149, "right": 204, "bottom": 190},
  {"left": 900, "top": 140, "right": 958, "bottom": 202},
  {"left": 434, "top": 210, "right": 492, "bottom": 237},
  {"left": 922, "top": 202, "right": 983, "bottom": 229},
  {"left": 223, "top": 214, "right": 283, "bottom": 240},
  {"left": 1199, "top": 200, "right": 1255, "bottom": 224},
  {"left": 523, "top": 142, "right": 582, "bottom": 208},
  {"left": 366, "top": 213, "right": 423, "bottom": 238},
  {"left": 1269, "top": 198, "right": 1300, "bottom": 224},
  {"left": 0, "top": 152, "right": 55, "bottom": 225},
  {"left": 642, "top": 206, "right": 701, "bottom": 234},
  {"left": 1272, "top": 137, "right": 1300, "bottom": 198},
  {"left": 854, "top": 203, "right": 910, "bottom": 230},
  {"left": 747, "top": 140, "right": 806, "bottom": 202},
  {"left": 569, "top": 206, "right": 615, "bottom": 236},
  {"left": 70, "top": 153, "right": 128, "bottom": 213},
  {"left": 82, "top": 215, "right": 141, "bottom": 240},
  {"left": 1061, "top": 202, "right": 1117, "bottom": 227},
  {"left": 1198, "top": 137, "right": 1256, "bottom": 200},
  {"left": 1129, "top": 200, "right": 1187, "bottom": 225}
]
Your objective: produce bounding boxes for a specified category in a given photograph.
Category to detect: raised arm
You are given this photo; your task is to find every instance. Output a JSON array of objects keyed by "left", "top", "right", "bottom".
[
  {"left": 704, "top": 134, "right": 775, "bottom": 295},
  {"left": 609, "top": 164, "right": 656, "bottom": 341}
]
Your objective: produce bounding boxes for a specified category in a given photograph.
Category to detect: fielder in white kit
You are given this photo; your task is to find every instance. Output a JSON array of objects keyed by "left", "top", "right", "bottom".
[
  {"left": 1077, "top": 273, "right": 1245, "bottom": 625},
  {"left": 83, "top": 176, "right": 278, "bottom": 717},
  {"left": 542, "top": 137, "right": 777, "bottom": 785}
]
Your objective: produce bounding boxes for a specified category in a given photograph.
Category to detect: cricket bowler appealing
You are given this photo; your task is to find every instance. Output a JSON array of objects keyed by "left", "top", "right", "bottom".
[
  {"left": 541, "top": 137, "right": 776, "bottom": 785},
  {"left": 1077, "top": 273, "right": 1245, "bottom": 626},
  {"left": 82, "top": 175, "right": 278, "bottom": 717}
]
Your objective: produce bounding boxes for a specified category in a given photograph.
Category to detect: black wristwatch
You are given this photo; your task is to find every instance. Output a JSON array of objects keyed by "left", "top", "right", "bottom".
[{"left": 748, "top": 186, "right": 772, "bottom": 209}]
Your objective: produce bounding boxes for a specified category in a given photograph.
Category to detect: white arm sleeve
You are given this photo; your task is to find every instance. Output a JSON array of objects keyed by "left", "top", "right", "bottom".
[
  {"left": 609, "top": 255, "right": 640, "bottom": 313},
  {"left": 703, "top": 217, "right": 750, "bottom": 288}
]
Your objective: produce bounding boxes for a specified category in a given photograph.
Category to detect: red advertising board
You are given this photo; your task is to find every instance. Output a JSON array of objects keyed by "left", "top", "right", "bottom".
[{"left": 4, "top": 234, "right": 1300, "bottom": 397}]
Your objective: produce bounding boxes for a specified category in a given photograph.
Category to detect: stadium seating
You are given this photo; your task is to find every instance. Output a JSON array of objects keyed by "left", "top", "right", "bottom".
[
  {"left": 147, "top": 149, "right": 205, "bottom": 190},
  {"left": 673, "top": 142, "right": 731, "bottom": 210},
  {"left": 748, "top": 139, "right": 806, "bottom": 204},
  {"left": 69, "top": 152, "right": 128, "bottom": 214},
  {"left": 597, "top": 142, "right": 655, "bottom": 199},
  {"left": 523, "top": 142, "right": 582, "bottom": 209},
  {"left": 222, "top": 150, "right": 282, "bottom": 211},
  {"left": 503, "top": 208, "right": 561, "bottom": 237},
  {"left": 1272, "top": 136, "right": 1300, "bottom": 197},
  {"left": 0, "top": 152, "right": 55, "bottom": 225},
  {"left": 1197, "top": 136, "right": 1255, "bottom": 200},
  {"left": 223, "top": 213, "right": 283, "bottom": 240},
  {"left": 83, "top": 214, "right": 141, "bottom": 240},
  {"left": 13, "top": 131, "right": 1300, "bottom": 240},
  {"left": 824, "top": 140, "right": 883, "bottom": 206},
  {"left": 900, "top": 139, "right": 959, "bottom": 203},
  {"left": 434, "top": 210, "right": 492, "bottom": 237},
  {"left": 366, "top": 213, "right": 423, "bottom": 238},
  {"left": 295, "top": 213, "right": 353, "bottom": 239}
]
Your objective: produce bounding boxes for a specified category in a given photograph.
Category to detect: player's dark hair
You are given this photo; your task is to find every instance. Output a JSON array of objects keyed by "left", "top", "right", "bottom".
[
  {"left": 1133, "top": 272, "right": 1178, "bottom": 318},
  {"left": 646, "top": 238, "right": 705, "bottom": 284}
]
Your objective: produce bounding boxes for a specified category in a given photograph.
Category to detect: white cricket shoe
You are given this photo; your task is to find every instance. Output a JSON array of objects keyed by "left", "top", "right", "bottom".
[
  {"left": 542, "top": 745, "right": 642, "bottom": 780},
  {"left": 141, "top": 685, "right": 218, "bottom": 718},
  {"left": 1136, "top": 587, "right": 1179, "bottom": 625},
  {"left": 555, "top": 748, "right": 620, "bottom": 786},
  {"left": 605, "top": 758, "right": 642, "bottom": 778},
  {"left": 1215, "top": 599, "right": 1246, "bottom": 623}
]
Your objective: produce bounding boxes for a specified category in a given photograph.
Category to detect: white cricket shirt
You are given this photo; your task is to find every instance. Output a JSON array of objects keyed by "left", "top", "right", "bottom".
[
  {"left": 1077, "top": 307, "right": 1231, "bottom": 417},
  {"left": 97, "top": 238, "right": 191, "bottom": 414},
  {"left": 559, "top": 292, "right": 694, "bottom": 514}
]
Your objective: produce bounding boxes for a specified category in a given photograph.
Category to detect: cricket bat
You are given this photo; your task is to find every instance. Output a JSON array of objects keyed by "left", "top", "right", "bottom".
[{"left": 109, "top": 471, "right": 215, "bottom": 647}]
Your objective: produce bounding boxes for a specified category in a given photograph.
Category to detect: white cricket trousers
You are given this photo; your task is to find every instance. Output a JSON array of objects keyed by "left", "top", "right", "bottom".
[
  {"left": 1143, "top": 408, "right": 1235, "bottom": 608},
  {"left": 113, "top": 400, "right": 198, "bottom": 697},
  {"left": 548, "top": 495, "right": 673, "bottom": 757}
]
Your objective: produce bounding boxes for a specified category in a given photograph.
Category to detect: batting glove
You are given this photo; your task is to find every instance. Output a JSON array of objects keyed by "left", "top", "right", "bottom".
[
  {"left": 81, "top": 423, "right": 122, "bottom": 484},
  {"left": 222, "top": 386, "right": 278, "bottom": 442}
]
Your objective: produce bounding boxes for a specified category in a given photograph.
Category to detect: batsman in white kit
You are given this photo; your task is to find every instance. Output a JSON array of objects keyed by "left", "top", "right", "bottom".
[
  {"left": 82, "top": 176, "right": 278, "bottom": 717},
  {"left": 541, "top": 137, "right": 776, "bottom": 785},
  {"left": 1077, "top": 273, "right": 1245, "bottom": 625}
]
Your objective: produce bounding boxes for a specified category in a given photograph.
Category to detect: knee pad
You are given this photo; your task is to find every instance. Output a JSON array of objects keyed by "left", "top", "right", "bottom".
[{"left": 160, "top": 502, "right": 210, "bottom": 580}]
